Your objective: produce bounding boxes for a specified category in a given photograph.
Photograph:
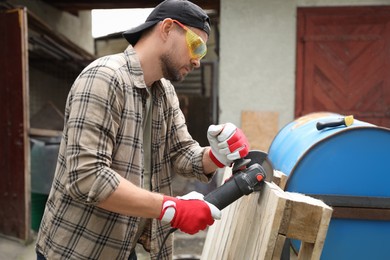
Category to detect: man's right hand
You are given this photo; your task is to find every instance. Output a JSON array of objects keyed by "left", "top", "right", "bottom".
[{"left": 158, "top": 191, "right": 221, "bottom": 235}]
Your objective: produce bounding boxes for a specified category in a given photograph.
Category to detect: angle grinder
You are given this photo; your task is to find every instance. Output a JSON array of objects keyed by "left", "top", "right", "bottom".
[
  {"left": 204, "top": 150, "right": 274, "bottom": 210},
  {"left": 157, "top": 150, "right": 274, "bottom": 259}
]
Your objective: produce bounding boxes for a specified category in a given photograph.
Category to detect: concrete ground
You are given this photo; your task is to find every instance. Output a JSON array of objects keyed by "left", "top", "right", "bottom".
[
  {"left": 0, "top": 230, "right": 207, "bottom": 260},
  {"left": 0, "top": 234, "right": 37, "bottom": 260},
  {"left": 134, "top": 230, "right": 207, "bottom": 260}
]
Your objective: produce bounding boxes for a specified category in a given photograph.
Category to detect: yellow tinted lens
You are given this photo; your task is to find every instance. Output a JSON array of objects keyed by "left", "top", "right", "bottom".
[{"left": 185, "top": 30, "right": 207, "bottom": 59}]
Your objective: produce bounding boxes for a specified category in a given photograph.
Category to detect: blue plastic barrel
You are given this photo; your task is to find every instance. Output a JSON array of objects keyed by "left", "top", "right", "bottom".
[{"left": 268, "top": 112, "right": 390, "bottom": 260}]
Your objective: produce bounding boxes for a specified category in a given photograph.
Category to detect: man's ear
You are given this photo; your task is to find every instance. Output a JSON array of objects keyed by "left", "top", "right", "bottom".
[{"left": 160, "top": 18, "right": 175, "bottom": 42}]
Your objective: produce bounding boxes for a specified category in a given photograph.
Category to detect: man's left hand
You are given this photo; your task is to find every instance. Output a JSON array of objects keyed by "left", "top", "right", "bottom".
[{"left": 207, "top": 122, "right": 249, "bottom": 168}]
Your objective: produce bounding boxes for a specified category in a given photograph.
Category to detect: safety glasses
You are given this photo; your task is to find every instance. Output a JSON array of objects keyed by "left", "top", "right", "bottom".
[{"left": 173, "top": 20, "right": 207, "bottom": 60}]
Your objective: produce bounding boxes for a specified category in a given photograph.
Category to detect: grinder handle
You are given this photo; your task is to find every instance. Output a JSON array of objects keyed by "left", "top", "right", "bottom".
[{"left": 204, "top": 177, "right": 244, "bottom": 210}]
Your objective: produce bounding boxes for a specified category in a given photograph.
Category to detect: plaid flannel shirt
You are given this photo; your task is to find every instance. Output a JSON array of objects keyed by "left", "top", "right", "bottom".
[{"left": 35, "top": 45, "right": 211, "bottom": 260}]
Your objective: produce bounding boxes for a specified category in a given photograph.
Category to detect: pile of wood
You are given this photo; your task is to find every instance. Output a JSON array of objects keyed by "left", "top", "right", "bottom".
[{"left": 201, "top": 170, "right": 332, "bottom": 260}]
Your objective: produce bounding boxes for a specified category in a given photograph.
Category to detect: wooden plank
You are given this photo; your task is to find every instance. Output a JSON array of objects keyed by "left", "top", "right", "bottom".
[
  {"left": 283, "top": 196, "right": 322, "bottom": 242},
  {"left": 241, "top": 111, "right": 279, "bottom": 152},
  {"left": 297, "top": 203, "right": 333, "bottom": 260},
  {"left": 202, "top": 181, "right": 287, "bottom": 259},
  {"left": 202, "top": 177, "right": 333, "bottom": 260},
  {"left": 273, "top": 170, "right": 288, "bottom": 190},
  {"left": 29, "top": 128, "right": 62, "bottom": 137},
  {"left": 202, "top": 167, "right": 235, "bottom": 259},
  {"left": 309, "top": 204, "right": 333, "bottom": 260},
  {"left": 283, "top": 192, "right": 333, "bottom": 260},
  {"left": 272, "top": 234, "right": 287, "bottom": 260}
]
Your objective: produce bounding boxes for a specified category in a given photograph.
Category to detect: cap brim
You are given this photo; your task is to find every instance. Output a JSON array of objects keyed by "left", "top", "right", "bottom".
[{"left": 122, "top": 21, "right": 158, "bottom": 45}]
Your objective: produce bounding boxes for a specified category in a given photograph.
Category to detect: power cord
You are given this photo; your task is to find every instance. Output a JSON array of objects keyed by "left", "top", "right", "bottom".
[{"left": 157, "top": 228, "right": 176, "bottom": 260}]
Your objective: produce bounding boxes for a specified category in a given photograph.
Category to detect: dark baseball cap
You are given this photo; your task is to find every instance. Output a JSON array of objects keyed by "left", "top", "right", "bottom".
[{"left": 123, "top": 0, "right": 210, "bottom": 45}]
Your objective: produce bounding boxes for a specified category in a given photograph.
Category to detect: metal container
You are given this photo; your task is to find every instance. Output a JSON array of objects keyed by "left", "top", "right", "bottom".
[
  {"left": 268, "top": 112, "right": 390, "bottom": 260},
  {"left": 30, "top": 136, "right": 60, "bottom": 231}
]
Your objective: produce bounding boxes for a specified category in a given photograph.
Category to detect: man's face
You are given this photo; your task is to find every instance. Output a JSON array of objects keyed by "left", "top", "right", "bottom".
[
  {"left": 159, "top": 48, "right": 193, "bottom": 83},
  {"left": 159, "top": 21, "right": 208, "bottom": 83}
]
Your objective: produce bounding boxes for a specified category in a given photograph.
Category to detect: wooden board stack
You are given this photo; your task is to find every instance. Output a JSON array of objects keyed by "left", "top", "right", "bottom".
[{"left": 202, "top": 169, "right": 332, "bottom": 260}]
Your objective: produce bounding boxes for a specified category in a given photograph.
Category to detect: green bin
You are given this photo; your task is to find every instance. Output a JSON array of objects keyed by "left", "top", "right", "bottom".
[
  {"left": 30, "top": 136, "right": 60, "bottom": 231},
  {"left": 31, "top": 192, "right": 48, "bottom": 231}
]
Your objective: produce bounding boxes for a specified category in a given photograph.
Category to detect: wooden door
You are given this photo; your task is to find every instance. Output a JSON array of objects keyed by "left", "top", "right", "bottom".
[
  {"left": 296, "top": 6, "right": 390, "bottom": 127},
  {"left": 0, "top": 8, "right": 30, "bottom": 240}
]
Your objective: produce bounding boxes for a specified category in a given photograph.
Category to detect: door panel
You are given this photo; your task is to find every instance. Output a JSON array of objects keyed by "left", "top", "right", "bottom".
[
  {"left": 296, "top": 6, "right": 390, "bottom": 127},
  {"left": 0, "top": 8, "right": 30, "bottom": 240}
]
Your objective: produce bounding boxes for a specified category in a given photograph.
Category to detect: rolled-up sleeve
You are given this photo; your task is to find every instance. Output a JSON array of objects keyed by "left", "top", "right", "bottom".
[{"left": 65, "top": 64, "right": 122, "bottom": 204}]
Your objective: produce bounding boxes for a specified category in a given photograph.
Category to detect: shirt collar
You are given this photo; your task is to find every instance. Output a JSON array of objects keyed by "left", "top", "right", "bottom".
[{"left": 124, "top": 45, "right": 147, "bottom": 89}]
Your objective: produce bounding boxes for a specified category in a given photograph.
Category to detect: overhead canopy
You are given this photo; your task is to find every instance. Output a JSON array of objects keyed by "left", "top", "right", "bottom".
[{"left": 42, "top": 0, "right": 220, "bottom": 13}]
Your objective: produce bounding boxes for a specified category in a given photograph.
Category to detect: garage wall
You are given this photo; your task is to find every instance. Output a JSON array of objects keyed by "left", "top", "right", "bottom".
[
  {"left": 8, "top": 0, "right": 93, "bottom": 54},
  {"left": 219, "top": 0, "right": 390, "bottom": 129}
]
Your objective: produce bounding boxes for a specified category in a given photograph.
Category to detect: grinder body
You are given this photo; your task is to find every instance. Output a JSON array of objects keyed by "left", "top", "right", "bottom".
[{"left": 204, "top": 162, "right": 267, "bottom": 210}]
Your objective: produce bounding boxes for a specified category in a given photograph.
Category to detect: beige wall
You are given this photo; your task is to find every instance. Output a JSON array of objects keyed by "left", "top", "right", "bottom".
[
  {"left": 9, "top": 0, "right": 93, "bottom": 54},
  {"left": 219, "top": 0, "right": 390, "bottom": 129},
  {"left": 95, "top": 37, "right": 127, "bottom": 57},
  {"left": 7, "top": 0, "right": 94, "bottom": 121}
]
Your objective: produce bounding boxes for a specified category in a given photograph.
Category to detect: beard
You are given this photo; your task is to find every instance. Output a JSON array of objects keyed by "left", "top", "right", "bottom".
[{"left": 160, "top": 52, "right": 188, "bottom": 83}]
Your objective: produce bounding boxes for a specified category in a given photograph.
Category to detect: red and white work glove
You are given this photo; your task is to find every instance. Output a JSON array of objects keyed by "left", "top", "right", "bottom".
[
  {"left": 158, "top": 191, "right": 221, "bottom": 235},
  {"left": 207, "top": 122, "right": 250, "bottom": 168}
]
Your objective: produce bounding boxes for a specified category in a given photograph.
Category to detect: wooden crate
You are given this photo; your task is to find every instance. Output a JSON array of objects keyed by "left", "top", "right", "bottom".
[{"left": 202, "top": 170, "right": 332, "bottom": 260}]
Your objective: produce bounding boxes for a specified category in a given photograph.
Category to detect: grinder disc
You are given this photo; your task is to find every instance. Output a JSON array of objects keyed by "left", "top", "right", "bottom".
[{"left": 232, "top": 150, "right": 274, "bottom": 182}]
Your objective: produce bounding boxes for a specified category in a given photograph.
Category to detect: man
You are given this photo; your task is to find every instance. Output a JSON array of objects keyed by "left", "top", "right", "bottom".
[{"left": 35, "top": 0, "right": 249, "bottom": 259}]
